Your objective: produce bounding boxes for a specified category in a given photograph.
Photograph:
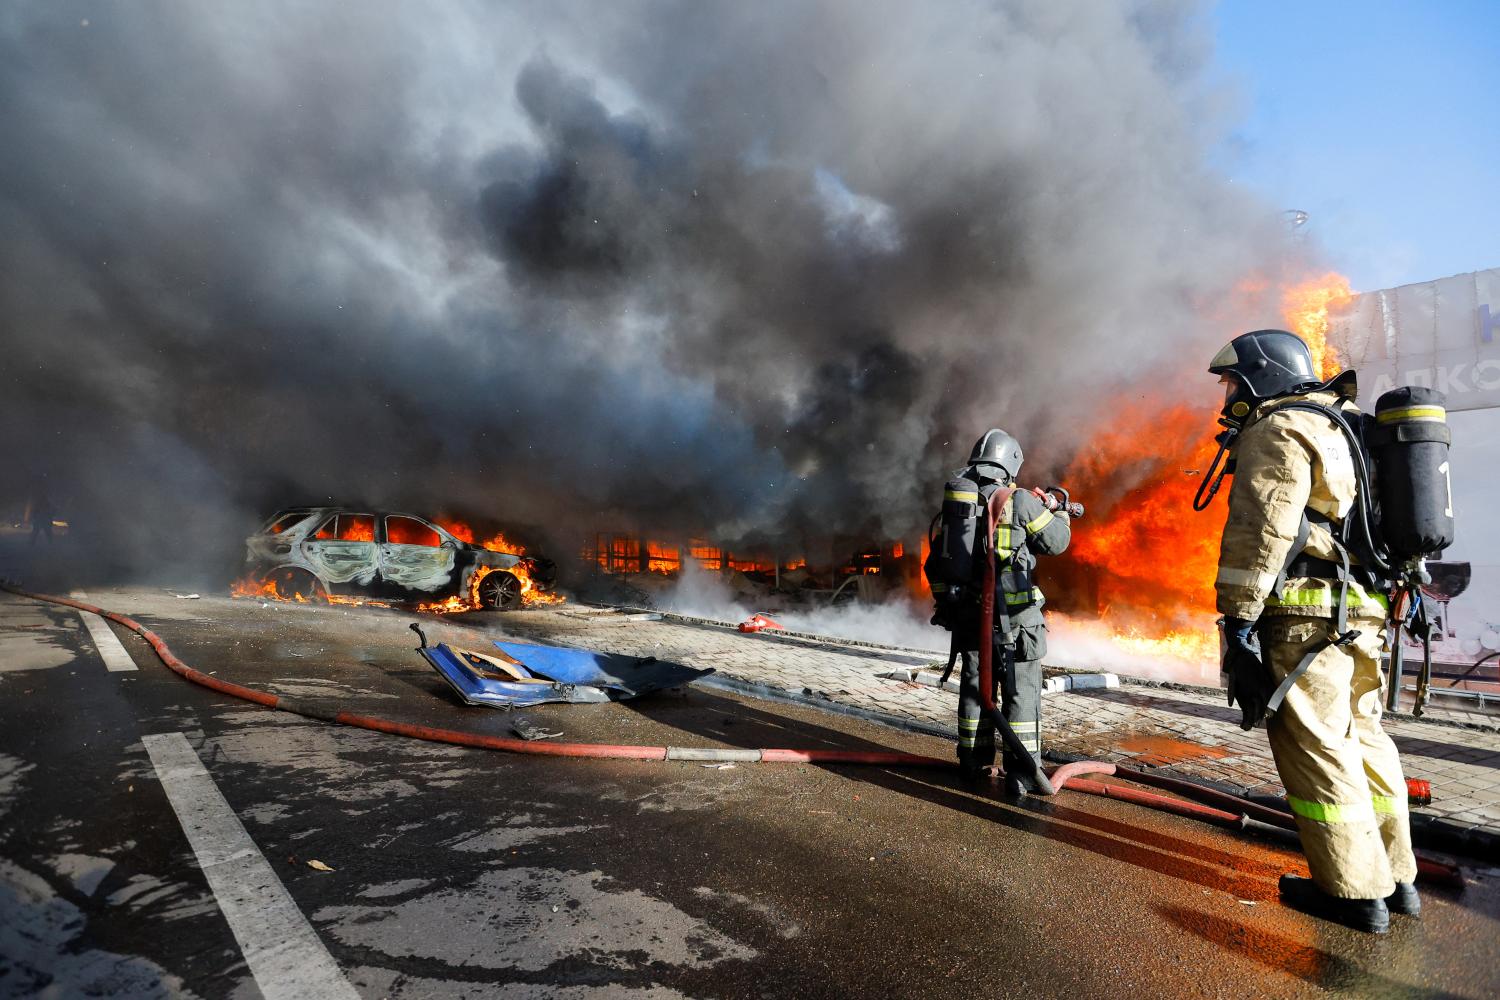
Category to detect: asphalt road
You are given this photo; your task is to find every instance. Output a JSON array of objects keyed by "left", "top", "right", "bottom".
[{"left": 2, "top": 585, "right": 1498, "bottom": 999}]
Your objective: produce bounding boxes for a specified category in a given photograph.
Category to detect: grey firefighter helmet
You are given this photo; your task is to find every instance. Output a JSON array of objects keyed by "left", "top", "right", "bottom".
[
  {"left": 967, "top": 428, "right": 1024, "bottom": 481},
  {"left": 1208, "top": 329, "right": 1320, "bottom": 420}
]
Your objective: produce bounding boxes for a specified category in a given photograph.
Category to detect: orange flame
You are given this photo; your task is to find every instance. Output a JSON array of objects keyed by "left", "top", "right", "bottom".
[
  {"left": 690, "top": 540, "right": 723, "bottom": 571},
  {"left": 233, "top": 515, "right": 561, "bottom": 613},
  {"left": 1282, "top": 273, "right": 1354, "bottom": 379},
  {"left": 1056, "top": 271, "right": 1355, "bottom": 666},
  {"left": 229, "top": 574, "right": 389, "bottom": 609},
  {"left": 647, "top": 541, "right": 680, "bottom": 574},
  {"left": 432, "top": 519, "right": 559, "bottom": 609},
  {"left": 727, "top": 554, "right": 775, "bottom": 574}
]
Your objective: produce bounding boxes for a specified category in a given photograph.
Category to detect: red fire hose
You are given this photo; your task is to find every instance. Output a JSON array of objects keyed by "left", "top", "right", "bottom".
[
  {"left": 7, "top": 586, "right": 1464, "bottom": 887},
  {"left": 1100, "top": 762, "right": 1463, "bottom": 888},
  {"left": 978, "top": 487, "right": 1056, "bottom": 794},
  {"left": 11, "top": 588, "right": 952, "bottom": 768}
]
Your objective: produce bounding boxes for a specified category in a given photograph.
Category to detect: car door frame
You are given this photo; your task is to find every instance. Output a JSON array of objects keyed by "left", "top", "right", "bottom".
[
  {"left": 377, "top": 514, "right": 461, "bottom": 598},
  {"left": 300, "top": 511, "right": 381, "bottom": 595}
]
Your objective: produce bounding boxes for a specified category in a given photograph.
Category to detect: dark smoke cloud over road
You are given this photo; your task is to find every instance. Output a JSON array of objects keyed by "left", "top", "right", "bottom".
[{"left": 0, "top": 1, "right": 1289, "bottom": 578}]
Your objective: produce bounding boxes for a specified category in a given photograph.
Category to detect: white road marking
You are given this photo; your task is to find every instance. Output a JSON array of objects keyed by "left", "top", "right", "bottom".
[
  {"left": 141, "top": 733, "right": 359, "bottom": 1000},
  {"left": 68, "top": 591, "right": 138, "bottom": 672}
]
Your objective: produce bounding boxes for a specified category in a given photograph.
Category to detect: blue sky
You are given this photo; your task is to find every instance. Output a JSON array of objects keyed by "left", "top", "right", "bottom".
[{"left": 1212, "top": 0, "right": 1499, "bottom": 292}]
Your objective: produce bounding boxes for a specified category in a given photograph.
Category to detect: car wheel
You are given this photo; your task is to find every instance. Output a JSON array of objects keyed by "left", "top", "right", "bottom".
[
  {"left": 267, "top": 568, "right": 327, "bottom": 603},
  {"left": 477, "top": 571, "right": 522, "bottom": 611}
]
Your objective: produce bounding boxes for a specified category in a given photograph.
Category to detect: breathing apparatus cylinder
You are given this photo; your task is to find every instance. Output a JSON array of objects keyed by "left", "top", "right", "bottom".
[
  {"left": 923, "top": 477, "right": 982, "bottom": 619},
  {"left": 1371, "top": 387, "right": 1455, "bottom": 562}
]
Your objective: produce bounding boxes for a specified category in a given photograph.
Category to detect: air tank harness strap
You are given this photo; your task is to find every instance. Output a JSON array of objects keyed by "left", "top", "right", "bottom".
[
  {"left": 939, "top": 632, "right": 959, "bottom": 687},
  {"left": 1264, "top": 529, "right": 1361, "bottom": 715}
]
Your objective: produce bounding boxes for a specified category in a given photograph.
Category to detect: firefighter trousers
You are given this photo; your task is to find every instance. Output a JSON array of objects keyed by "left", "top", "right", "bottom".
[
  {"left": 957, "top": 638, "right": 1041, "bottom": 774},
  {"left": 1262, "top": 614, "right": 1417, "bottom": 898}
]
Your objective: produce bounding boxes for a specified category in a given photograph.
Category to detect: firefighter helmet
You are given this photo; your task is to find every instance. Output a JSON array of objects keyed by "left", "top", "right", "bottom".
[
  {"left": 1209, "top": 329, "right": 1320, "bottom": 420},
  {"left": 967, "top": 428, "right": 1024, "bottom": 480}
]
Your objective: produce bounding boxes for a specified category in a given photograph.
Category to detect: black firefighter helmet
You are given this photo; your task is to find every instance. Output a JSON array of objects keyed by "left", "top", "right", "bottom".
[
  {"left": 968, "top": 428, "right": 1024, "bottom": 481},
  {"left": 1208, "top": 329, "right": 1320, "bottom": 421}
]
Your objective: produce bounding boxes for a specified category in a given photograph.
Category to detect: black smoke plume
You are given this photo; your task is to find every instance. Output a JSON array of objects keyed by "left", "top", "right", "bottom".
[{"left": 0, "top": 1, "right": 1289, "bottom": 582}]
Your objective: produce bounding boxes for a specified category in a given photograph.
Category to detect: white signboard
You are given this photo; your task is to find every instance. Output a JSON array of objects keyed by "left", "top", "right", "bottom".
[
  {"left": 1330, "top": 267, "right": 1500, "bottom": 411},
  {"left": 1330, "top": 267, "right": 1500, "bottom": 688}
]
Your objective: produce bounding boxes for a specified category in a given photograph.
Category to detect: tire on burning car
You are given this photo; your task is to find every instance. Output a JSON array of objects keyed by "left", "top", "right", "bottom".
[{"left": 477, "top": 570, "right": 523, "bottom": 611}]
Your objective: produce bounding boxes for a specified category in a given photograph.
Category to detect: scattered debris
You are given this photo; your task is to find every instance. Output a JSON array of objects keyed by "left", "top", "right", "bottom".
[
  {"left": 307, "top": 860, "right": 335, "bottom": 872},
  {"left": 418, "top": 637, "right": 712, "bottom": 709},
  {"left": 1237, "top": 899, "right": 1256, "bottom": 906},
  {"left": 699, "top": 763, "right": 737, "bottom": 770},
  {"left": 172, "top": 593, "right": 201, "bottom": 600},
  {"left": 738, "top": 613, "right": 784, "bottom": 633},
  {"left": 511, "top": 717, "right": 564, "bottom": 741}
]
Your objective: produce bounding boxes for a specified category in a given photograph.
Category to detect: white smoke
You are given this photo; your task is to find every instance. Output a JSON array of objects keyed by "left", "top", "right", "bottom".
[
  {"left": 777, "top": 600, "right": 945, "bottom": 653},
  {"left": 1045, "top": 612, "right": 1220, "bottom": 685}
]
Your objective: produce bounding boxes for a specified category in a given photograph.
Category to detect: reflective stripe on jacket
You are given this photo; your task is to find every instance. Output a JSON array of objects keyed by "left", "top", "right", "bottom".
[
  {"left": 1215, "top": 389, "right": 1381, "bottom": 620},
  {"left": 995, "top": 487, "right": 1071, "bottom": 628}
]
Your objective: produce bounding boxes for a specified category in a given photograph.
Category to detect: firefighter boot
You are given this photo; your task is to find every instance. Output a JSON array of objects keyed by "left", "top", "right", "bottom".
[
  {"left": 1386, "top": 882, "right": 1420, "bottom": 917},
  {"left": 1278, "top": 876, "right": 1390, "bottom": 934},
  {"left": 1001, "top": 751, "right": 1039, "bottom": 798},
  {"left": 957, "top": 745, "right": 996, "bottom": 786}
]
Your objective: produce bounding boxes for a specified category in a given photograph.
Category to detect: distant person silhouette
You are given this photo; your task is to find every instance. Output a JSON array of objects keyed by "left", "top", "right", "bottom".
[{"left": 28, "top": 489, "right": 55, "bottom": 545}]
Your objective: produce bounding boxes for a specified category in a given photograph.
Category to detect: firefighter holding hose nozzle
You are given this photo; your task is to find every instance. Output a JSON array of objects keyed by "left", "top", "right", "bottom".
[
  {"left": 923, "top": 429, "right": 1076, "bottom": 796},
  {"left": 1201, "top": 328, "right": 1453, "bottom": 934}
]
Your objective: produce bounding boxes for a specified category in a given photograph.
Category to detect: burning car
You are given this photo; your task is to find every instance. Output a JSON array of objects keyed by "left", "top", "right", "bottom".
[{"left": 236, "top": 507, "right": 557, "bottom": 611}]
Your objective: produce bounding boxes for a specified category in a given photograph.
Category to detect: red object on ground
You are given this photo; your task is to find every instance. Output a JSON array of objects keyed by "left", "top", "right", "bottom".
[
  {"left": 1407, "top": 778, "right": 1433, "bottom": 805},
  {"left": 737, "top": 613, "right": 784, "bottom": 633}
]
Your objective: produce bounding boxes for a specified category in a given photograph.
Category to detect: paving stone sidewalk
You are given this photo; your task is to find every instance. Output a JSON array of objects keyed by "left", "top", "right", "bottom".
[{"left": 499, "top": 606, "right": 1500, "bottom": 855}]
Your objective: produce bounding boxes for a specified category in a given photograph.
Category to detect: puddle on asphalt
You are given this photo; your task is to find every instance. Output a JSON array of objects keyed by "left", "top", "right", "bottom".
[
  {"left": 315, "top": 867, "right": 757, "bottom": 973},
  {"left": 0, "top": 629, "right": 79, "bottom": 672},
  {"left": 1115, "top": 735, "right": 1231, "bottom": 767}
]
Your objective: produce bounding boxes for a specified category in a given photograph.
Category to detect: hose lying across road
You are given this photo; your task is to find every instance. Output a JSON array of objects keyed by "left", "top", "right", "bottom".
[
  {"left": 7, "top": 585, "right": 1463, "bottom": 887},
  {"left": 13, "top": 587, "right": 953, "bottom": 768}
]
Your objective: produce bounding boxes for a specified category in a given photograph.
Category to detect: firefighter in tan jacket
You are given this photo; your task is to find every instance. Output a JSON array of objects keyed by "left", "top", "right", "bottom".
[{"left": 1208, "top": 329, "right": 1416, "bottom": 935}]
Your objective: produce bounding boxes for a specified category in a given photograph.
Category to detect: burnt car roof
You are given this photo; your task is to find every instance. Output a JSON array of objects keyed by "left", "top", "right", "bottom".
[{"left": 257, "top": 507, "right": 455, "bottom": 533}]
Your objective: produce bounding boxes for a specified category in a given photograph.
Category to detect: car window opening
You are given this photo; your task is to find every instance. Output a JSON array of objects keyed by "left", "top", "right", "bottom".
[
  {"left": 314, "top": 514, "right": 376, "bottom": 542},
  {"left": 268, "top": 512, "right": 306, "bottom": 534},
  {"left": 387, "top": 516, "right": 441, "bottom": 547}
]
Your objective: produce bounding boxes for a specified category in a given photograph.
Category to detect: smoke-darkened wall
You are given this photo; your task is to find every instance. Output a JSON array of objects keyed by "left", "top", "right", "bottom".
[{"left": 1, "top": 1, "right": 1291, "bottom": 581}]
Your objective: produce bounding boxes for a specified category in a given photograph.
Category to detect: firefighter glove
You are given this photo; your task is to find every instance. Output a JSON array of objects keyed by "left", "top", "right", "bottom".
[{"left": 1221, "top": 616, "right": 1273, "bottom": 731}]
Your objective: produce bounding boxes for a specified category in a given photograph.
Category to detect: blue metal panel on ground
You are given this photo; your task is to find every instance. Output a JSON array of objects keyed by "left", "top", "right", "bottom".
[
  {"left": 419, "top": 644, "right": 611, "bottom": 708},
  {"left": 494, "top": 640, "right": 714, "bottom": 696},
  {"left": 418, "top": 640, "right": 713, "bottom": 709}
]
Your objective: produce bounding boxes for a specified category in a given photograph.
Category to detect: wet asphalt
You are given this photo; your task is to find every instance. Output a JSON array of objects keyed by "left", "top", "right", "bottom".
[{"left": 3, "top": 586, "right": 1499, "bottom": 999}]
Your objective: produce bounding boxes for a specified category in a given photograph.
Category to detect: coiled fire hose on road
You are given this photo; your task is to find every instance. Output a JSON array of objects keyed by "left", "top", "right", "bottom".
[{"left": 3, "top": 585, "right": 1462, "bottom": 887}]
